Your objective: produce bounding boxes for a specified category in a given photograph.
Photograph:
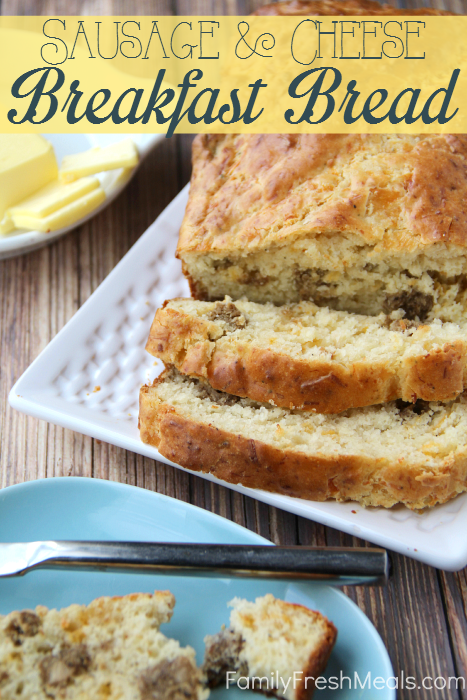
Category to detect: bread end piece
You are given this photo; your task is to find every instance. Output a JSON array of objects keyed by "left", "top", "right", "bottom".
[{"left": 202, "top": 594, "right": 337, "bottom": 700}]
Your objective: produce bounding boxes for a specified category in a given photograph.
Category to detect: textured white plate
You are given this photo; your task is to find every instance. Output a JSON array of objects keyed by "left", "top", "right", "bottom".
[
  {"left": 0, "top": 133, "right": 163, "bottom": 260},
  {"left": 9, "top": 185, "right": 467, "bottom": 571}
]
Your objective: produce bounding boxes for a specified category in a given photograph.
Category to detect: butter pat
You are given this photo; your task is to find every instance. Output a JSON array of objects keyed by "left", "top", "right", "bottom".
[
  {"left": 60, "top": 139, "right": 138, "bottom": 183},
  {"left": 0, "top": 135, "right": 58, "bottom": 219},
  {"left": 0, "top": 215, "right": 15, "bottom": 235},
  {"left": 11, "top": 187, "right": 106, "bottom": 233},
  {"left": 9, "top": 176, "right": 100, "bottom": 219}
]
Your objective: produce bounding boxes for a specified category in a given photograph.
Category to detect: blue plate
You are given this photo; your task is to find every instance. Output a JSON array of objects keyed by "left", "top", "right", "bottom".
[{"left": 0, "top": 478, "right": 394, "bottom": 698}]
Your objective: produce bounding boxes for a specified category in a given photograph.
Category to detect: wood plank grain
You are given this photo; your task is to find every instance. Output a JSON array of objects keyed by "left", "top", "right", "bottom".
[
  {"left": 1, "top": 0, "right": 173, "bottom": 14},
  {"left": 326, "top": 529, "right": 462, "bottom": 699},
  {"left": 439, "top": 570, "right": 467, "bottom": 699}
]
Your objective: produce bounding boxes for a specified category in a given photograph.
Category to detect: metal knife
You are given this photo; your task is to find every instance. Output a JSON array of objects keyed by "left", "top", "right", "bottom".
[{"left": 0, "top": 541, "right": 390, "bottom": 586}]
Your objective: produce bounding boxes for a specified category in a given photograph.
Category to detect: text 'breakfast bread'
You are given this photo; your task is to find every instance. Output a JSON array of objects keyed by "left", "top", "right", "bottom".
[
  {"left": 177, "top": 133, "right": 467, "bottom": 323},
  {"left": 0, "top": 591, "right": 208, "bottom": 700},
  {"left": 146, "top": 297, "right": 467, "bottom": 412},
  {"left": 139, "top": 369, "right": 467, "bottom": 510},
  {"left": 203, "top": 594, "right": 337, "bottom": 700}
]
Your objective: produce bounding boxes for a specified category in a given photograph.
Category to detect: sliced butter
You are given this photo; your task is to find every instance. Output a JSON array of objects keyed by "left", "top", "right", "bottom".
[
  {"left": 9, "top": 176, "right": 100, "bottom": 219},
  {"left": 0, "top": 135, "right": 58, "bottom": 219},
  {"left": 60, "top": 139, "right": 138, "bottom": 183},
  {"left": 12, "top": 187, "right": 106, "bottom": 233},
  {"left": 0, "top": 215, "right": 15, "bottom": 235}
]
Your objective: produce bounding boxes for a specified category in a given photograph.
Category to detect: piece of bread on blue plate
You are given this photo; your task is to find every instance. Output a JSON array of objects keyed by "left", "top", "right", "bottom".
[
  {"left": 202, "top": 594, "right": 337, "bottom": 700},
  {"left": 0, "top": 590, "right": 208, "bottom": 700}
]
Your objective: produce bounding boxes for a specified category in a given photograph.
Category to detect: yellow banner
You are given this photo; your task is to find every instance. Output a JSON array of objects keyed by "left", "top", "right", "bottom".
[{"left": 0, "top": 16, "right": 465, "bottom": 134}]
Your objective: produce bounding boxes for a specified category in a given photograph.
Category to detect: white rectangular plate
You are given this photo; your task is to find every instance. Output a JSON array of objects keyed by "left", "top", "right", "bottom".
[{"left": 9, "top": 185, "right": 467, "bottom": 571}]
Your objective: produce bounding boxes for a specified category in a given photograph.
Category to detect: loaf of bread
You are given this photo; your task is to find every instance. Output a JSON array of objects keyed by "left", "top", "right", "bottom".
[
  {"left": 252, "top": 0, "right": 452, "bottom": 15},
  {"left": 202, "top": 594, "right": 337, "bottom": 700},
  {"left": 179, "top": 0, "right": 459, "bottom": 315},
  {"left": 146, "top": 297, "right": 467, "bottom": 412},
  {"left": 139, "top": 368, "right": 467, "bottom": 509},
  {"left": 177, "top": 133, "right": 467, "bottom": 324},
  {"left": 150, "top": 0, "right": 467, "bottom": 511},
  {"left": 0, "top": 591, "right": 208, "bottom": 700}
]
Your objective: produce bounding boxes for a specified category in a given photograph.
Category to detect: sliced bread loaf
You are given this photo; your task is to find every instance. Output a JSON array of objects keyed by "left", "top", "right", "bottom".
[
  {"left": 146, "top": 297, "right": 467, "bottom": 412},
  {"left": 203, "top": 594, "right": 337, "bottom": 700},
  {"left": 139, "top": 369, "right": 467, "bottom": 509},
  {"left": 177, "top": 133, "right": 467, "bottom": 322},
  {"left": 0, "top": 591, "right": 208, "bottom": 700}
]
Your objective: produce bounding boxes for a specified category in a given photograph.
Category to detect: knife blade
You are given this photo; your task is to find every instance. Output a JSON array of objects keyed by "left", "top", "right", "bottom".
[{"left": 0, "top": 541, "right": 390, "bottom": 586}]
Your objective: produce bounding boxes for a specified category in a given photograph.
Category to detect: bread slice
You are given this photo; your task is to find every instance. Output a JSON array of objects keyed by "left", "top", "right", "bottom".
[
  {"left": 177, "top": 133, "right": 467, "bottom": 324},
  {"left": 146, "top": 297, "right": 467, "bottom": 412},
  {"left": 202, "top": 594, "right": 337, "bottom": 700},
  {"left": 139, "top": 368, "right": 467, "bottom": 509},
  {"left": 0, "top": 591, "right": 208, "bottom": 700}
]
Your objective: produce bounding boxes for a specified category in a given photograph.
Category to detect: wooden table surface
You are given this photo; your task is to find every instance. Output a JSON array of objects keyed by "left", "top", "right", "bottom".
[{"left": 1, "top": 0, "right": 467, "bottom": 697}]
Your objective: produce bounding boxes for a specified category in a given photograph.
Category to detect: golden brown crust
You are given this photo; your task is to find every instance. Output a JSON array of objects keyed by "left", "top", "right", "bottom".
[
  {"left": 296, "top": 619, "right": 337, "bottom": 700},
  {"left": 206, "top": 345, "right": 399, "bottom": 410},
  {"left": 146, "top": 305, "right": 466, "bottom": 410},
  {"left": 252, "top": 0, "right": 453, "bottom": 15},
  {"left": 402, "top": 342, "right": 465, "bottom": 402},
  {"left": 177, "top": 134, "right": 467, "bottom": 262},
  {"left": 145, "top": 302, "right": 218, "bottom": 362},
  {"left": 139, "top": 385, "right": 467, "bottom": 510},
  {"left": 235, "top": 598, "right": 337, "bottom": 700}
]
